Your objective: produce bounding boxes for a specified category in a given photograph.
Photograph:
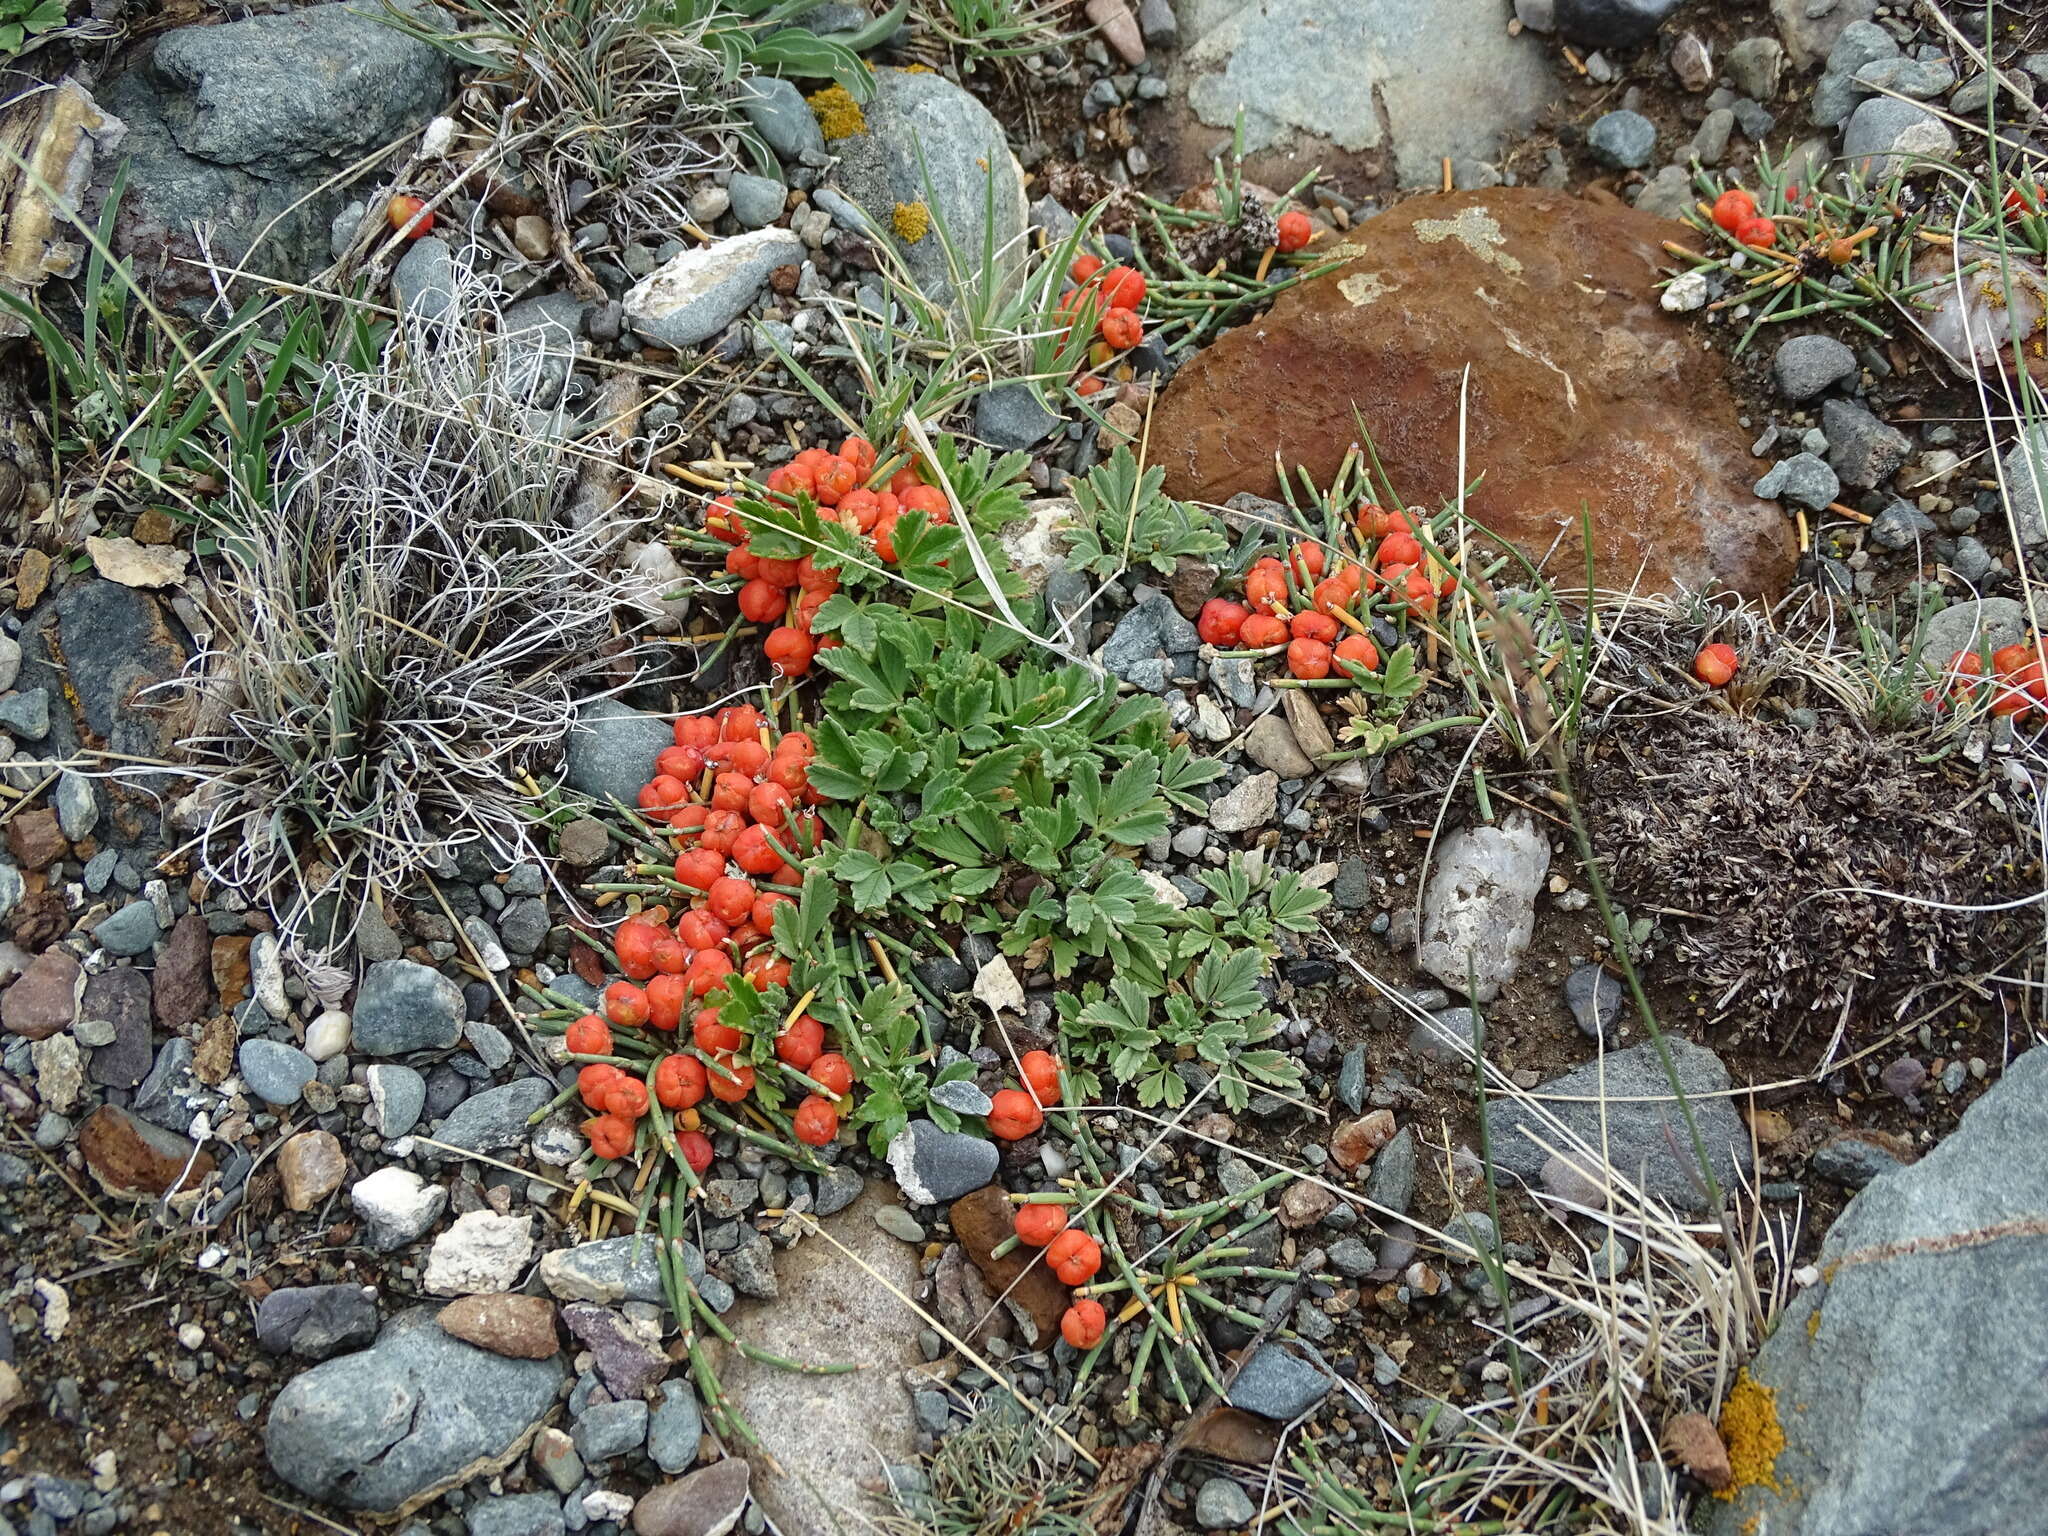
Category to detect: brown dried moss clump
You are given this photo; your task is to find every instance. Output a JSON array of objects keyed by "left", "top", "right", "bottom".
[
  {"left": 1715, "top": 1369, "right": 1786, "bottom": 1499},
  {"left": 1578, "top": 711, "right": 2034, "bottom": 1048},
  {"left": 806, "top": 84, "right": 866, "bottom": 141}
]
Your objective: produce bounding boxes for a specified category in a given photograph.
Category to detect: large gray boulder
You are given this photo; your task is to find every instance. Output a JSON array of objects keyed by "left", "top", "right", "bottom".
[
  {"left": 1704, "top": 1048, "right": 2048, "bottom": 1533},
  {"left": 1482, "top": 1038, "right": 1751, "bottom": 1212},
  {"left": 265, "top": 1307, "right": 565, "bottom": 1516},
  {"left": 99, "top": 2, "right": 450, "bottom": 309},
  {"left": 829, "top": 68, "right": 1026, "bottom": 308}
]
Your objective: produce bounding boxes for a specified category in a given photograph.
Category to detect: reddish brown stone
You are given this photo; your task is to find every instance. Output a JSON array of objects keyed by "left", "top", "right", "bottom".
[
  {"left": 947, "top": 1184, "right": 1070, "bottom": 1349},
  {"left": 210, "top": 935, "right": 251, "bottom": 1011},
  {"left": 78, "top": 1104, "right": 214, "bottom": 1198},
  {"left": 1149, "top": 188, "right": 1796, "bottom": 598},
  {"left": 1330, "top": 1109, "right": 1397, "bottom": 1172},
  {"left": 437, "top": 1293, "right": 560, "bottom": 1359},
  {"left": 153, "top": 912, "right": 212, "bottom": 1029},
  {"left": 4, "top": 809, "right": 66, "bottom": 872},
  {"left": 1, "top": 948, "right": 80, "bottom": 1040},
  {"left": 1662, "top": 1410, "right": 1733, "bottom": 1491}
]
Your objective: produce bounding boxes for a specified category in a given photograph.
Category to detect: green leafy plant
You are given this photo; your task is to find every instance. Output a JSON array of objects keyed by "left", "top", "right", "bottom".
[
  {"left": 912, "top": 0, "right": 1072, "bottom": 63},
  {"left": 0, "top": 0, "right": 68, "bottom": 55},
  {"left": 1060, "top": 445, "right": 1227, "bottom": 580}
]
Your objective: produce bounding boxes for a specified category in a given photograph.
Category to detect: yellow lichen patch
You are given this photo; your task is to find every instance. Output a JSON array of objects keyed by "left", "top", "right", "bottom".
[
  {"left": 900, "top": 62, "right": 934, "bottom": 74},
  {"left": 1715, "top": 1369, "right": 1787, "bottom": 1500},
  {"left": 1807, "top": 1307, "right": 1822, "bottom": 1340},
  {"left": 807, "top": 84, "right": 866, "bottom": 141},
  {"left": 892, "top": 201, "right": 931, "bottom": 244}
]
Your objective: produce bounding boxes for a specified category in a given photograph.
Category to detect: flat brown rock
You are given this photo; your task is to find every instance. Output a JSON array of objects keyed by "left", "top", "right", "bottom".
[
  {"left": 2, "top": 949, "right": 80, "bottom": 1040},
  {"left": 436, "top": 1294, "right": 560, "bottom": 1360},
  {"left": 948, "top": 1183, "right": 1070, "bottom": 1349},
  {"left": 1150, "top": 188, "right": 1796, "bottom": 598},
  {"left": 78, "top": 1105, "right": 214, "bottom": 1198}
]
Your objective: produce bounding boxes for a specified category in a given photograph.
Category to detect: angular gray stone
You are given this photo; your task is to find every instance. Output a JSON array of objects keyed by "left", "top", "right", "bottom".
[
  {"left": 0, "top": 688, "right": 49, "bottom": 739},
  {"left": 1725, "top": 37, "right": 1785, "bottom": 102},
  {"left": 2003, "top": 426, "right": 2048, "bottom": 545},
  {"left": 1703, "top": 1049, "right": 2048, "bottom": 1536},
  {"left": 623, "top": 227, "right": 805, "bottom": 349},
  {"left": 93, "top": 900, "right": 161, "bottom": 958},
  {"left": 1197, "top": 1477, "right": 1257, "bottom": 1531},
  {"left": 82, "top": 967, "right": 154, "bottom": 1089},
  {"left": 828, "top": 68, "right": 1027, "bottom": 308},
  {"left": 570, "top": 1396, "right": 648, "bottom": 1462},
  {"left": 1207, "top": 771, "right": 1279, "bottom": 835},
  {"left": 1920, "top": 597, "right": 2027, "bottom": 664},
  {"left": 393, "top": 236, "right": 459, "bottom": 322},
  {"left": 539, "top": 1235, "right": 668, "bottom": 1305},
  {"left": 54, "top": 771, "right": 98, "bottom": 841},
  {"left": 1810, "top": 1137, "right": 1906, "bottom": 1190},
  {"left": 256, "top": 1284, "right": 380, "bottom": 1361},
  {"left": 1820, "top": 398, "right": 1909, "bottom": 490},
  {"left": 1772, "top": 334, "right": 1857, "bottom": 402},
  {"left": 1482, "top": 1039, "right": 1752, "bottom": 1211},
  {"left": 466, "top": 1493, "right": 565, "bottom": 1536},
  {"left": 973, "top": 383, "right": 1061, "bottom": 451},
  {"left": 240, "top": 1039, "right": 316, "bottom": 1106},
  {"left": 265, "top": 1307, "right": 566, "bottom": 1515},
  {"left": 1564, "top": 963, "right": 1623, "bottom": 1039},
  {"left": 886, "top": 1120, "right": 999, "bottom": 1205},
  {"left": 1416, "top": 812, "right": 1550, "bottom": 1002},
  {"left": 1770, "top": 0, "right": 1876, "bottom": 71},
  {"left": 1754, "top": 452, "right": 1839, "bottom": 511},
  {"left": 563, "top": 697, "right": 674, "bottom": 806},
  {"left": 99, "top": 2, "right": 451, "bottom": 310},
  {"left": 1362, "top": 1126, "right": 1417, "bottom": 1216},
  {"left": 429, "top": 1078, "right": 555, "bottom": 1158},
  {"left": 368, "top": 1063, "right": 427, "bottom": 1139},
  {"left": 352, "top": 958, "right": 465, "bottom": 1056},
  {"left": 1842, "top": 96, "right": 1957, "bottom": 180},
  {"left": 1226, "top": 1342, "right": 1335, "bottom": 1420}
]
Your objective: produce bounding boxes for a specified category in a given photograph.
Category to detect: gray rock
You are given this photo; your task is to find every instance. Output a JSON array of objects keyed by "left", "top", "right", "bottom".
[
  {"left": 1726, "top": 36, "right": 1785, "bottom": 101},
  {"left": 1809, "top": 21, "right": 1899, "bottom": 127},
  {"left": 1483, "top": 1039, "right": 1752, "bottom": 1211},
  {"left": 1631, "top": 164, "right": 1694, "bottom": 220},
  {"left": 886, "top": 1120, "right": 999, "bottom": 1205},
  {"left": 240, "top": 1039, "right": 316, "bottom": 1106},
  {"left": 1195, "top": 1476, "right": 1256, "bottom": 1530},
  {"left": 1771, "top": 0, "right": 1876, "bottom": 71},
  {"left": 1821, "top": 398, "right": 1909, "bottom": 490},
  {"left": 54, "top": 771, "right": 98, "bottom": 841},
  {"left": 1772, "top": 334, "right": 1857, "bottom": 401},
  {"left": 98, "top": 2, "right": 450, "bottom": 310},
  {"left": 351, "top": 958, "right": 465, "bottom": 1057},
  {"left": 1207, "top": 771, "right": 1279, "bottom": 835},
  {"left": 564, "top": 697, "right": 674, "bottom": 805},
  {"left": 1337, "top": 1045, "right": 1368, "bottom": 1114},
  {"left": 727, "top": 172, "right": 787, "bottom": 230},
  {"left": 571, "top": 1397, "right": 648, "bottom": 1462},
  {"left": 739, "top": 76, "right": 825, "bottom": 162},
  {"left": 647, "top": 1385, "right": 703, "bottom": 1474},
  {"left": 1842, "top": 96, "right": 1957, "bottom": 180},
  {"left": 1244, "top": 715, "right": 1315, "bottom": 778},
  {"left": 0, "top": 689, "right": 49, "bottom": 740},
  {"left": 0, "top": 635, "right": 17, "bottom": 692},
  {"left": 1564, "top": 963, "right": 1622, "bottom": 1039},
  {"left": 1703, "top": 1049, "right": 2048, "bottom": 1536},
  {"left": 1855, "top": 56, "right": 1954, "bottom": 100},
  {"left": 829, "top": 69, "right": 1026, "bottom": 308},
  {"left": 496, "top": 291, "right": 582, "bottom": 405},
  {"left": 393, "top": 236, "right": 460, "bottom": 323},
  {"left": 497, "top": 896, "right": 550, "bottom": 958},
  {"left": 266, "top": 1307, "right": 566, "bottom": 1515},
  {"left": 1181, "top": 0, "right": 1557, "bottom": 188},
  {"left": 1920, "top": 598, "right": 2027, "bottom": 664},
  {"left": 1416, "top": 812, "right": 1549, "bottom": 1001},
  {"left": 466, "top": 1493, "right": 565, "bottom": 1536},
  {"left": 82, "top": 968, "right": 153, "bottom": 1089},
  {"left": 813, "top": 1165, "right": 863, "bottom": 1216},
  {"left": 1226, "top": 1342, "right": 1335, "bottom": 1421},
  {"left": 1363, "top": 1127, "right": 1417, "bottom": 1216},
  {"left": 973, "top": 383, "right": 1061, "bottom": 450},
  {"left": 623, "top": 226, "right": 804, "bottom": 349},
  {"left": 2002, "top": 427, "right": 2048, "bottom": 544},
  {"left": 93, "top": 900, "right": 161, "bottom": 958},
  {"left": 1099, "top": 603, "right": 1164, "bottom": 678},
  {"left": 1754, "top": 452, "right": 1840, "bottom": 511},
  {"left": 1809, "top": 1137, "right": 1906, "bottom": 1190},
  {"left": 1688, "top": 108, "right": 1734, "bottom": 167},
  {"left": 256, "top": 1285, "right": 379, "bottom": 1361},
  {"left": 1587, "top": 109, "right": 1657, "bottom": 169},
  {"left": 1408, "top": 1006, "right": 1481, "bottom": 1063},
  {"left": 1550, "top": 0, "right": 1677, "bottom": 47},
  {"left": 539, "top": 1235, "right": 669, "bottom": 1305},
  {"left": 430, "top": 1078, "right": 555, "bottom": 1159},
  {"left": 368, "top": 1063, "right": 427, "bottom": 1139},
  {"left": 928, "top": 1077, "right": 994, "bottom": 1116},
  {"left": 1868, "top": 498, "right": 1935, "bottom": 551}
]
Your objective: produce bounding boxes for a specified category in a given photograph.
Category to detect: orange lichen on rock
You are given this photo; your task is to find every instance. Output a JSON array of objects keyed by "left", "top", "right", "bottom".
[
  {"left": 806, "top": 84, "right": 866, "bottom": 141},
  {"left": 1715, "top": 1368, "right": 1787, "bottom": 1499}
]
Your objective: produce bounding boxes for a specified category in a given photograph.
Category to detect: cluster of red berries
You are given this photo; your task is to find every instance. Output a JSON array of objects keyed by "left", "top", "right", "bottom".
[
  {"left": 706, "top": 435, "right": 953, "bottom": 680},
  {"left": 984, "top": 1051, "right": 1109, "bottom": 1349},
  {"left": 1194, "top": 506, "right": 1455, "bottom": 680},
  {"left": 1060, "top": 257, "right": 1151, "bottom": 399},
  {"left": 1710, "top": 187, "right": 1777, "bottom": 250},
  {"left": 571, "top": 707, "right": 848, "bottom": 1165},
  {"left": 1929, "top": 638, "right": 2048, "bottom": 718}
]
